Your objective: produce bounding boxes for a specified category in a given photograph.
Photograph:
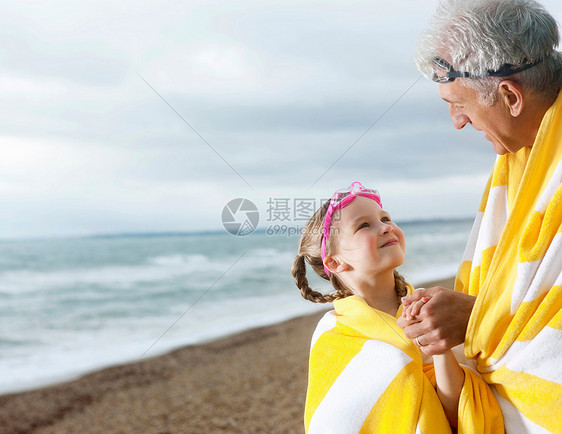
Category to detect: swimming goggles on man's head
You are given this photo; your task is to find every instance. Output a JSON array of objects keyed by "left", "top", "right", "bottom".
[
  {"left": 320, "top": 182, "right": 382, "bottom": 276},
  {"left": 430, "top": 57, "right": 544, "bottom": 83}
]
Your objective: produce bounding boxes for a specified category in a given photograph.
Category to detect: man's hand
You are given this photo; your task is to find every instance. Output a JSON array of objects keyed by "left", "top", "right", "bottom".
[{"left": 397, "top": 287, "right": 476, "bottom": 355}]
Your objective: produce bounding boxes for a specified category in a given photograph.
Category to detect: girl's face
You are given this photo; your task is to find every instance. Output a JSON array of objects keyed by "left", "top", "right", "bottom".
[{"left": 330, "top": 196, "right": 405, "bottom": 277}]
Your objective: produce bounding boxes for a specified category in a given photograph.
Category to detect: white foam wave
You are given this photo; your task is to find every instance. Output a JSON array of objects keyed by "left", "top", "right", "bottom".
[
  {"left": 0, "top": 292, "right": 326, "bottom": 395},
  {"left": 406, "top": 232, "right": 470, "bottom": 245},
  {"left": 0, "top": 249, "right": 292, "bottom": 295},
  {"left": 148, "top": 253, "right": 209, "bottom": 266}
]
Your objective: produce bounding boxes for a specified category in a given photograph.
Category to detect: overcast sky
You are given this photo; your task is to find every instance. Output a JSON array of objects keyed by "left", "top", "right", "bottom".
[{"left": 1, "top": 0, "right": 561, "bottom": 238}]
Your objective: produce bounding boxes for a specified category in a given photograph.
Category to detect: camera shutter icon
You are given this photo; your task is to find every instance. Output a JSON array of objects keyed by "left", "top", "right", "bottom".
[{"left": 221, "top": 198, "right": 259, "bottom": 236}]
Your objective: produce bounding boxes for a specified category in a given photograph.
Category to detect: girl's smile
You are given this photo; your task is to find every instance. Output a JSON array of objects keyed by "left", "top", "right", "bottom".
[{"left": 380, "top": 238, "right": 399, "bottom": 248}]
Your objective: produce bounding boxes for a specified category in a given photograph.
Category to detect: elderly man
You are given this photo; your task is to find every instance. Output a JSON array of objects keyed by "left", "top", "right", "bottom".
[{"left": 397, "top": 0, "right": 562, "bottom": 432}]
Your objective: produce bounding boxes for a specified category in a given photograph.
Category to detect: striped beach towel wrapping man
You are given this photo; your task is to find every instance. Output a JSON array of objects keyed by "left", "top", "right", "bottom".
[
  {"left": 305, "top": 289, "right": 503, "bottom": 434},
  {"left": 456, "top": 91, "right": 562, "bottom": 433}
]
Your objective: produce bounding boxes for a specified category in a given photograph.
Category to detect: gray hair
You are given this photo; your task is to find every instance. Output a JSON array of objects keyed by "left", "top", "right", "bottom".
[{"left": 416, "top": 0, "right": 562, "bottom": 105}]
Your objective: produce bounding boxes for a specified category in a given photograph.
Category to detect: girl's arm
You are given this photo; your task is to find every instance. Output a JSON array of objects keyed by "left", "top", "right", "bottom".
[
  {"left": 433, "top": 350, "right": 464, "bottom": 428},
  {"left": 403, "top": 295, "right": 464, "bottom": 427}
]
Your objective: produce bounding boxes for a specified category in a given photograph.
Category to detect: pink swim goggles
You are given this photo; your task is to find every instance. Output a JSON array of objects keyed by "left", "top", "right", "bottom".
[{"left": 321, "top": 182, "right": 382, "bottom": 276}]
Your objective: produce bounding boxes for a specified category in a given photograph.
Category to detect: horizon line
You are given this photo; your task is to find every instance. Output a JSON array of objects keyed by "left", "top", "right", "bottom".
[{"left": 0, "top": 215, "right": 475, "bottom": 243}]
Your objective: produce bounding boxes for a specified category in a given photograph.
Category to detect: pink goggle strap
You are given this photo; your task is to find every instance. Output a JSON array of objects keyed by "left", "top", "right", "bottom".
[{"left": 321, "top": 185, "right": 382, "bottom": 276}]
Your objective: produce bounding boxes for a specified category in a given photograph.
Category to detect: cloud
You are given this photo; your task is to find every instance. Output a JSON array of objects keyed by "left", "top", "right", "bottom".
[{"left": 0, "top": 0, "right": 559, "bottom": 238}]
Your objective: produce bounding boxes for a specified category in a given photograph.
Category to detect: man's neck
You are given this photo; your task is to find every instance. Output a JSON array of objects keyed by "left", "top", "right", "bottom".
[{"left": 521, "top": 90, "right": 559, "bottom": 148}]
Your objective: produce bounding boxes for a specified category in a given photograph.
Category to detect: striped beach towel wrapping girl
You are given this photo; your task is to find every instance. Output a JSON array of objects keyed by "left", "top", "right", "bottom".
[
  {"left": 456, "top": 91, "right": 562, "bottom": 433},
  {"left": 305, "top": 288, "right": 503, "bottom": 434}
]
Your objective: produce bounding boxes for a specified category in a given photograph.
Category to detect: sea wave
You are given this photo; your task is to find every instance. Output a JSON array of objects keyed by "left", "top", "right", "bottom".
[
  {"left": 0, "top": 248, "right": 295, "bottom": 295},
  {"left": 0, "top": 224, "right": 471, "bottom": 396}
]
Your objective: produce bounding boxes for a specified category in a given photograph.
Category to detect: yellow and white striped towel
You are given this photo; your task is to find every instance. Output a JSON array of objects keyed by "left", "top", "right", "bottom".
[
  {"left": 456, "top": 90, "right": 562, "bottom": 433},
  {"left": 305, "top": 290, "right": 503, "bottom": 433}
]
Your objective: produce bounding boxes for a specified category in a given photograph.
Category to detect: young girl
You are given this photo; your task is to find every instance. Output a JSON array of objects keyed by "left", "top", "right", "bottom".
[{"left": 292, "top": 182, "right": 503, "bottom": 434}]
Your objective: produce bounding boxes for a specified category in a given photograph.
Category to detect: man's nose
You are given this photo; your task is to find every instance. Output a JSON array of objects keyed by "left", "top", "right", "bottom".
[{"left": 449, "top": 106, "right": 470, "bottom": 129}]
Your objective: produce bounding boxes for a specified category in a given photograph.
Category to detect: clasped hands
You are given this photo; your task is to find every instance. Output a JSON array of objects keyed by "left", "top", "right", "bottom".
[{"left": 397, "top": 286, "right": 476, "bottom": 355}]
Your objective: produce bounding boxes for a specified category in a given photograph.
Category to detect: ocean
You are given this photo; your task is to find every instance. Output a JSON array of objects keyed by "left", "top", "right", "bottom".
[{"left": 0, "top": 218, "right": 473, "bottom": 395}]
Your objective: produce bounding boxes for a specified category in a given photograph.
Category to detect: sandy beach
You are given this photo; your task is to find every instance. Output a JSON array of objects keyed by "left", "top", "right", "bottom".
[{"left": 0, "top": 277, "right": 454, "bottom": 434}]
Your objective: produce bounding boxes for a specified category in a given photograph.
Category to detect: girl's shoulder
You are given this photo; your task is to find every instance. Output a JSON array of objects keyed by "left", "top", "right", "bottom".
[{"left": 310, "top": 310, "right": 338, "bottom": 349}]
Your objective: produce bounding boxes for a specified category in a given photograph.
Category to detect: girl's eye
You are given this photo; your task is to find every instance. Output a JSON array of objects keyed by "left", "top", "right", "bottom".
[
  {"left": 381, "top": 216, "right": 391, "bottom": 223},
  {"left": 358, "top": 222, "right": 369, "bottom": 230}
]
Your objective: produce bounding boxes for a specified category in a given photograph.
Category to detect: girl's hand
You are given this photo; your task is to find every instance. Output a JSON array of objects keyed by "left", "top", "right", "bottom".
[
  {"left": 401, "top": 288, "right": 425, "bottom": 309},
  {"left": 397, "top": 287, "right": 476, "bottom": 355},
  {"left": 402, "top": 294, "right": 431, "bottom": 320}
]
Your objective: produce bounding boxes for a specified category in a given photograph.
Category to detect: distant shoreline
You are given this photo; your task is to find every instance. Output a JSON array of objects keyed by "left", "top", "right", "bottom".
[
  {"left": 0, "top": 276, "right": 455, "bottom": 433},
  {"left": 0, "top": 216, "right": 475, "bottom": 243}
]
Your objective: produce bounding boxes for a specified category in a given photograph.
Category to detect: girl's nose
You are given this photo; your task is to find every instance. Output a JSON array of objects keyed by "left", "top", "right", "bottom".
[{"left": 380, "top": 223, "right": 393, "bottom": 235}]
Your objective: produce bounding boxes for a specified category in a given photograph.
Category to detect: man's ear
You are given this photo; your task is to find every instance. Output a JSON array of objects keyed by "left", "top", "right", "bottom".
[
  {"left": 498, "top": 80, "right": 524, "bottom": 117},
  {"left": 323, "top": 256, "right": 349, "bottom": 274}
]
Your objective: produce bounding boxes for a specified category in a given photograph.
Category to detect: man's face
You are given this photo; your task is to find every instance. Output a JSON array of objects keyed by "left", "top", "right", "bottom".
[{"left": 438, "top": 79, "right": 520, "bottom": 155}]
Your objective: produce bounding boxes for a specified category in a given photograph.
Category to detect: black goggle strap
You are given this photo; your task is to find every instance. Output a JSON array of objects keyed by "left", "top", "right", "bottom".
[
  {"left": 432, "top": 56, "right": 544, "bottom": 83},
  {"left": 486, "top": 58, "right": 544, "bottom": 77}
]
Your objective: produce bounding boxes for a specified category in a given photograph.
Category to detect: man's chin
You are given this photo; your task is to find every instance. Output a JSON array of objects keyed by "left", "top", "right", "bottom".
[
  {"left": 492, "top": 144, "right": 509, "bottom": 155},
  {"left": 487, "top": 137, "right": 508, "bottom": 155}
]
